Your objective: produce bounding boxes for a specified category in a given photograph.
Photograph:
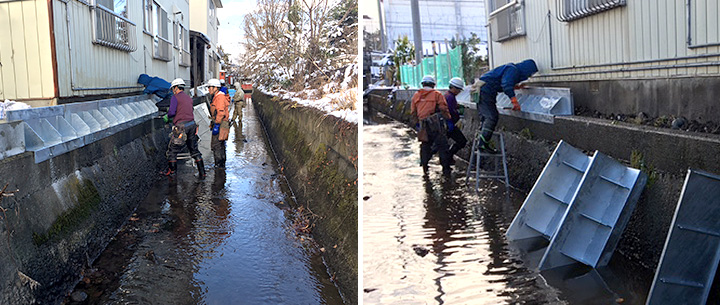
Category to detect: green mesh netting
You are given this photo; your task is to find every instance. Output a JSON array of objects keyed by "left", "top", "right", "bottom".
[{"left": 399, "top": 46, "right": 464, "bottom": 89}]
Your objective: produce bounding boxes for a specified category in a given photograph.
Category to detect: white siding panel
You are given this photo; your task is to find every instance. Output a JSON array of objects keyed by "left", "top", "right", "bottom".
[
  {"left": 23, "top": 0, "right": 43, "bottom": 98},
  {"left": 36, "top": 0, "right": 54, "bottom": 98},
  {"left": 0, "top": 3, "right": 17, "bottom": 100},
  {"left": 9, "top": 2, "right": 30, "bottom": 99}
]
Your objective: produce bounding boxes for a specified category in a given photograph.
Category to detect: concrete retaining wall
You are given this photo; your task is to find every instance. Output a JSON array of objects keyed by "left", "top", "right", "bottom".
[
  {"left": 533, "top": 78, "right": 720, "bottom": 124},
  {"left": 366, "top": 89, "right": 720, "bottom": 273},
  {"left": 0, "top": 118, "right": 168, "bottom": 304},
  {"left": 253, "top": 92, "right": 358, "bottom": 304}
]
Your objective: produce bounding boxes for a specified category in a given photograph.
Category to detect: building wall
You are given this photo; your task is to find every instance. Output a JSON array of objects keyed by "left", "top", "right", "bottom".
[
  {"left": 52, "top": 0, "right": 190, "bottom": 99},
  {"left": 189, "top": 0, "right": 219, "bottom": 81},
  {"left": 383, "top": 0, "right": 487, "bottom": 52},
  {"left": 488, "top": 0, "right": 720, "bottom": 122},
  {"left": 489, "top": 0, "right": 720, "bottom": 82},
  {"left": 0, "top": 0, "right": 56, "bottom": 103},
  {"left": 189, "top": 0, "right": 208, "bottom": 35}
]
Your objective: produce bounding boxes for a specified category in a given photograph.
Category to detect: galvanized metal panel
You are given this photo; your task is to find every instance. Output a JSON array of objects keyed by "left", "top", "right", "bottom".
[
  {"left": 539, "top": 152, "right": 647, "bottom": 270},
  {"left": 506, "top": 140, "right": 591, "bottom": 241},
  {"left": 646, "top": 169, "right": 720, "bottom": 305},
  {"left": 0, "top": 121, "right": 26, "bottom": 160}
]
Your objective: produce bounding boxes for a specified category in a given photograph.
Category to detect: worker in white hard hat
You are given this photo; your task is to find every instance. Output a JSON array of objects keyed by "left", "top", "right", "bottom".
[
  {"left": 207, "top": 78, "right": 230, "bottom": 168},
  {"left": 411, "top": 75, "right": 452, "bottom": 177},
  {"left": 219, "top": 79, "right": 229, "bottom": 95},
  {"left": 444, "top": 77, "right": 468, "bottom": 165},
  {"left": 230, "top": 81, "right": 246, "bottom": 124},
  {"left": 162, "top": 78, "right": 205, "bottom": 178}
]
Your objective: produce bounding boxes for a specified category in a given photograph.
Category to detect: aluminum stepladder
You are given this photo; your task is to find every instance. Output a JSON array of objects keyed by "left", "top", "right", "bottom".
[{"left": 465, "top": 130, "right": 510, "bottom": 191}]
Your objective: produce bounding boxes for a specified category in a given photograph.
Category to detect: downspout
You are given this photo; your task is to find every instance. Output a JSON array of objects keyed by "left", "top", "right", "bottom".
[
  {"left": 48, "top": 0, "right": 60, "bottom": 102},
  {"left": 548, "top": 10, "right": 554, "bottom": 69}
]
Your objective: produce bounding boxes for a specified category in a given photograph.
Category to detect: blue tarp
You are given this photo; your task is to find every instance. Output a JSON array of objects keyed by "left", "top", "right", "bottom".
[{"left": 137, "top": 74, "right": 171, "bottom": 99}]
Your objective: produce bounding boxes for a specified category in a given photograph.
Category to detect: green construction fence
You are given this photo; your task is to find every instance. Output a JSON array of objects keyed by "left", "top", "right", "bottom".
[{"left": 399, "top": 46, "right": 463, "bottom": 89}]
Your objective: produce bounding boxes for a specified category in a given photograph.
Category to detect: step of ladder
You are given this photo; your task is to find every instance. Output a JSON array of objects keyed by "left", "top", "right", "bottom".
[{"left": 465, "top": 131, "right": 509, "bottom": 192}]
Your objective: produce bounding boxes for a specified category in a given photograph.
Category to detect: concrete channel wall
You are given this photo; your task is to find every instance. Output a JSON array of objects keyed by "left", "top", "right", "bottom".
[
  {"left": 366, "top": 89, "right": 720, "bottom": 274},
  {"left": 253, "top": 92, "right": 358, "bottom": 304},
  {"left": 0, "top": 116, "right": 168, "bottom": 304}
]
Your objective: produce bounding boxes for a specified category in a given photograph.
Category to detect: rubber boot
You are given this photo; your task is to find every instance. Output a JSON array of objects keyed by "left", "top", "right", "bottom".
[
  {"left": 195, "top": 158, "right": 206, "bottom": 178},
  {"left": 164, "top": 161, "right": 177, "bottom": 176}
]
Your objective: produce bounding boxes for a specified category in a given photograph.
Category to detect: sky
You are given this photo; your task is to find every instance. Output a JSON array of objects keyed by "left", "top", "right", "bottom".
[{"left": 217, "top": 0, "right": 257, "bottom": 63}]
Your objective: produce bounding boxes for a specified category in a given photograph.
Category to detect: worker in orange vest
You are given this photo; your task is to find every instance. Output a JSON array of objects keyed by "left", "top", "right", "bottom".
[
  {"left": 411, "top": 75, "right": 452, "bottom": 177},
  {"left": 207, "top": 78, "right": 230, "bottom": 168}
]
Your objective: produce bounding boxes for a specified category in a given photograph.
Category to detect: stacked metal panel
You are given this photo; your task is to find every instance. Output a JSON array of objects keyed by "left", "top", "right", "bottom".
[
  {"left": 539, "top": 152, "right": 647, "bottom": 270},
  {"left": 4, "top": 95, "right": 157, "bottom": 163},
  {"left": 646, "top": 170, "right": 720, "bottom": 305},
  {"left": 506, "top": 140, "right": 591, "bottom": 241},
  {"left": 506, "top": 141, "right": 647, "bottom": 271}
]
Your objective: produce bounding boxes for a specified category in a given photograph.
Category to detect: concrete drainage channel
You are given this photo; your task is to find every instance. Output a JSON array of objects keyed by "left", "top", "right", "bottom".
[{"left": 366, "top": 89, "right": 720, "bottom": 304}]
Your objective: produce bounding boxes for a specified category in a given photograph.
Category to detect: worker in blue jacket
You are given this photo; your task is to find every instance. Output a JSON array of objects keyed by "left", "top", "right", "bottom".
[{"left": 477, "top": 59, "right": 538, "bottom": 152}]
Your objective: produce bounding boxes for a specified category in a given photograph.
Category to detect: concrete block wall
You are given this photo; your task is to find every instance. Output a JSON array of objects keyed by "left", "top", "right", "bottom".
[
  {"left": 253, "top": 92, "right": 358, "bottom": 304},
  {"left": 0, "top": 118, "right": 168, "bottom": 304}
]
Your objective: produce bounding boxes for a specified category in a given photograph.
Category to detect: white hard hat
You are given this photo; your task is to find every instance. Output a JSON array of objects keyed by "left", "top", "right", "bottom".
[
  {"left": 171, "top": 78, "right": 185, "bottom": 88},
  {"left": 207, "top": 78, "right": 221, "bottom": 87},
  {"left": 421, "top": 75, "right": 436, "bottom": 85},
  {"left": 220, "top": 79, "right": 226, "bottom": 84},
  {"left": 449, "top": 77, "right": 464, "bottom": 90}
]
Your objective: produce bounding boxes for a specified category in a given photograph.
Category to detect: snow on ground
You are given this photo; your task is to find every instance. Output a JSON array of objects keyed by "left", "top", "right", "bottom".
[{"left": 258, "top": 86, "right": 358, "bottom": 124}]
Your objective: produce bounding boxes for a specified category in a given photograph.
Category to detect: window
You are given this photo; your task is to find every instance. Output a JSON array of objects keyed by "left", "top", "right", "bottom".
[
  {"left": 143, "top": 0, "right": 152, "bottom": 33},
  {"left": 556, "top": 0, "right": 626, "bottom": 22},
  {"left": 178, "top": 23, "right": 191, "bottom": 66},
  {"left": 208, "top": 0, "right": 215, "bottom": 26},
  {"left": 152, "top": 1, "right": 171, "bottom": 61},
  {"left": 96, "top": 0, "right": 127, "bottom": 17},
  {"left": 489, "top": 0, "right": 525, "bottom": 42},
  {"left": 92, "top": 0, "right": 136, "bottom": 51},
  {"left": 173, "top": 22, "right": 180, "bottom": 49}
]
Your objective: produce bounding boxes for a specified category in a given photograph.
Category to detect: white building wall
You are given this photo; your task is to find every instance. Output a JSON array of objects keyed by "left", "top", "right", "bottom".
[
  {"left": 489, "top": 0, "right": 720, "bottom": 82},
  {"left": 384, "top": 0, "right": 487, "bottom": 53},
  {"left": 52, "top": 0, "right": 189, "bottom": 98},
  {"left": 0, "top": 0, "right": 55, "bottom": 103}
]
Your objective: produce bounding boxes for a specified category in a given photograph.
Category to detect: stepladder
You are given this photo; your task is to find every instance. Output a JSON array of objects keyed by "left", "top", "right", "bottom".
[{"left": 465, "top": 130, "right": 510, "bottom": 191}]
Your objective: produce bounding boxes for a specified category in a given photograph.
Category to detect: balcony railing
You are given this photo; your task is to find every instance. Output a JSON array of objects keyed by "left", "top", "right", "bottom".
[
  {"left": 92, "top": 5, "right": 137, "bottom": 52},
  {"left": 153, "top": 36, "right": 172, "bottom": 62},
  {"left": 180, "top": 49, "right": 191, "bottom": 67}
]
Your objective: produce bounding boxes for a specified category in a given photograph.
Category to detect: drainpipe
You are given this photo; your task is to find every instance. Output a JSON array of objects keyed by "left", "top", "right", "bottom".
[{"left": 548, "top": 10, "right": 554, "bottom": 69}]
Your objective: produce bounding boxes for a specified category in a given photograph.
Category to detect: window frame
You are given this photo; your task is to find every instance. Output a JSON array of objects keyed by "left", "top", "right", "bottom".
[{"left": 489, "top": 0, "right": 526, "bottom": 42}]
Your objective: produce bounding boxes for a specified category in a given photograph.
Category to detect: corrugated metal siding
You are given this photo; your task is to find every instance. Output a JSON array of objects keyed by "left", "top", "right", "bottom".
[
  {"left": 0, "top": 0, "right": 55, "bottom": 101},
  {"left": 53, "top": 0, "right": 189, "bottom": 97},
  {"left": 489, "top": 0, "right": 720, "bottom": 82}
]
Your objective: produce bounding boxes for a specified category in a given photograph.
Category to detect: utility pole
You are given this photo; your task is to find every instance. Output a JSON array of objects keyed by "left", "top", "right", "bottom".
[
  {"left": 377, "top": 0, "right": 386, "bottom": 52},
  {"left": 410, "top": 0, "right": 423, "bottom": 66}
]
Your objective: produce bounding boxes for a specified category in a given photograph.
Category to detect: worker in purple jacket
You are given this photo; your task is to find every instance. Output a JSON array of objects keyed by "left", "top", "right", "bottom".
[
  {"left": 162, "top": 78, "right": 205, "bottom": 178},
  {"left": 444, "top": 77, "right": 468, "bottom": 164}
]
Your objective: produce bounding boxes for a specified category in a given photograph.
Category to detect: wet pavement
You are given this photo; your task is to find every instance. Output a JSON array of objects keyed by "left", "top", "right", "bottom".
[
  {"left": 67, "top": 101, "right": 344, "bottom": 304},
  {"left": 362, "top": 110, "right": 653, "bottom": 305}
]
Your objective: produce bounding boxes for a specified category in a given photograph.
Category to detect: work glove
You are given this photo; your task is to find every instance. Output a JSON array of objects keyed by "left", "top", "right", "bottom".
[
  {"left": 514, "top": 83, "right": 527, "bottom": 90},
  {"left": 511, "top": 97, "right": 521, "bottom": 111},
  {"left": 446, "top": 120, "right": 455, "bottom": 132},
  {"left": 162, "top": 114, "right": 169, "bottom": 123}
]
